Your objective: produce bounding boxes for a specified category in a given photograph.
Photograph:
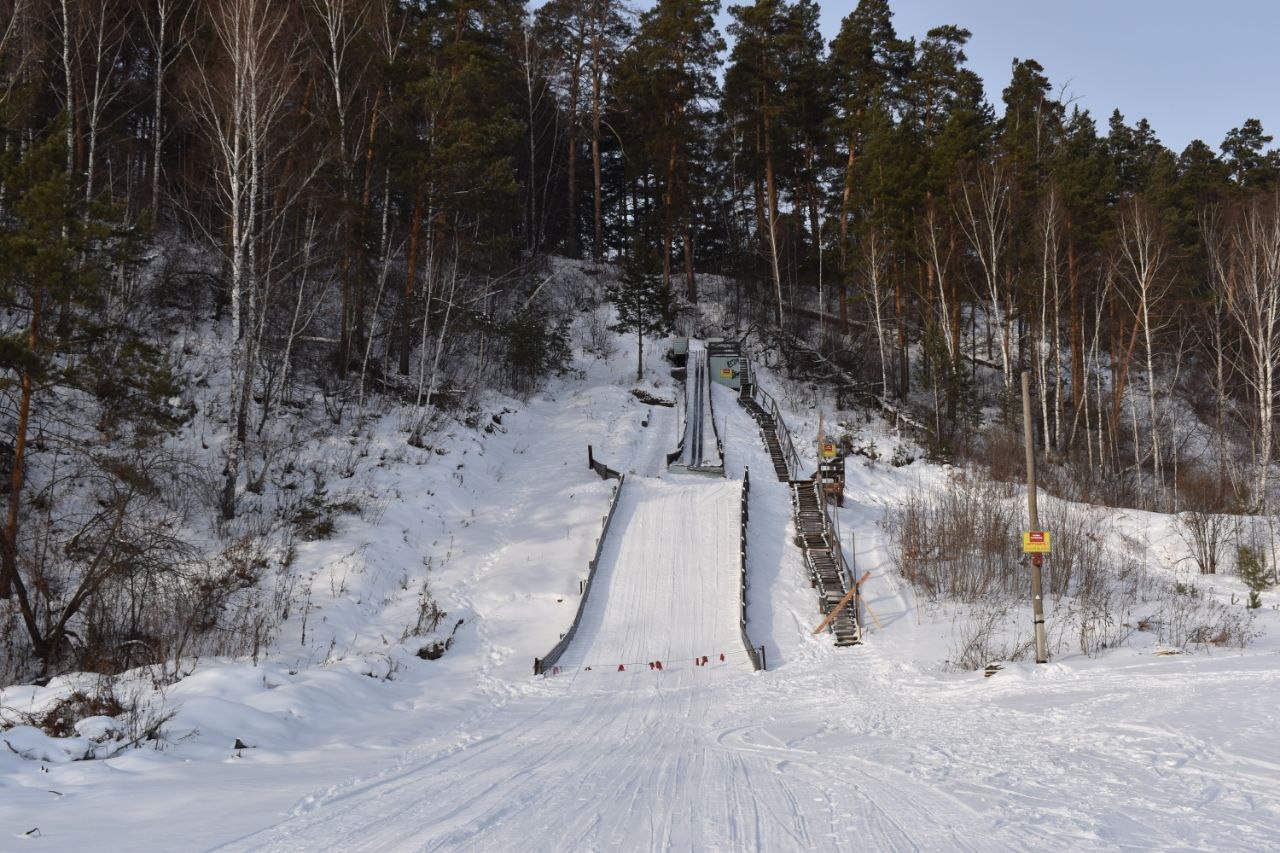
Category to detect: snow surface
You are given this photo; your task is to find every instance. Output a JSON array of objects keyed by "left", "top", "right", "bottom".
[
  {"left": 554, "top": 476, "right": 747, "bottom": 675},
  {"left": 3, "top": 272, "right": 1280, "bottom": 850}
]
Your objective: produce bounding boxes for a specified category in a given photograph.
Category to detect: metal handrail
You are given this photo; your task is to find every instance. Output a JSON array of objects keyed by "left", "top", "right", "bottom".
[
  {"left": 750, "top": 382, "right": 802, "bottom": 480},
  {"left": 810, "top": 479, "right": 860, "bottom": 639}
]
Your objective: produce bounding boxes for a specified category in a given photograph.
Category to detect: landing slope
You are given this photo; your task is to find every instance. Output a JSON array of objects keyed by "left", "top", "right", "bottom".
[{"left": 555, "top": 476, "right": 746, "bottom": 674}]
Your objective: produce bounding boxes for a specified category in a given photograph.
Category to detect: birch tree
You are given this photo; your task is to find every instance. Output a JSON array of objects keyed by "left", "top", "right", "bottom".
[
  {"left": 187, "top": 0, "right": 300, "bottom": 519},
  {"left": 1033, "top": 185, "right": 1066, "bottom": 449},
  {"left": 1210, "top": 189, "right": 1280, "bottom": 511},
  {"left": 1116, "top": 195, "right": 1172, "bottom": 494},
  {"left": 142, "top": 0, "right": 194, "bottom": 218},
  {"left": 76, "top": 0, "right": 128, "bottom": 210},
  {"left": 857, "top": 221, "right": 892, "bottom": 400},
  {"left": 955, "top": 159, "right": 1014, "bottom": 392}
]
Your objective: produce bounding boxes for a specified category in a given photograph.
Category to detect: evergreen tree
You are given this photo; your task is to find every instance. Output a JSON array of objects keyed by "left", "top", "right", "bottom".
[
  {"left": 724, "top": 0, "right": 792, "bottom": 323},
  {"left": 1051, "top": 106, "right": 1110, "bottom": 421},
  {"left": 1169, "top": 139, "right": 1232, "bottom": 259},
  {"left": 618, "top": 0, "right": 723, "bottom": 302},
  {"left": 608, "top": 247, "right": 672, "bottom": 381},
  {"left": 779, "top": 0, "right": 830, "bottom": 286},
  {"left": 912, "top": 26, "right": 991, "bottom": 193},
  {"left": 0, "top": 122, "right": 96, "bottom": 605},
  {"left": 1221, "top": 118, "right": 1280, "bottom": 188},
  {"left": 1105, "top": 111, "right": 1174, "bottom": 200},
  {"left": 0, "top": 120, "right": 185, "bottom": 661},
  {"left": 828, "top": 0, "right": 911, "bottom": 266},
  {"left": 535, "top": 0, "right": 633, "bottom": 261}
]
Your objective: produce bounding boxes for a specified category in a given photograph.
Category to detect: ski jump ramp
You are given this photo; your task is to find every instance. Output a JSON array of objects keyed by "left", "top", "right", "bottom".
[
  {"left": 669, "top": 341, "right": 724, "bottom": 475},
  {"left": 552, "top": 476, "right": 751, "bottom": 675}
]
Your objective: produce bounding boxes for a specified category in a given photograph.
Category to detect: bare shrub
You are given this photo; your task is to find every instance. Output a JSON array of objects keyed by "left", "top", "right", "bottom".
[
  {"left": 947, "top": 602, "right": 1034, "bottom": 670},
  {"left": 1072, "top": 553, "right": 1150, "bottom": 657},
  {"left": 1039, "top": 501, "right": 1100, "bottom": 599},
  {"left": 583, "top": 306, "right": 616, "bottom": 360},
  {"left": 1178, "top": 511, "right": 1235, "bottom": 575},
  {"left": 888, "top": 469, "right": 1260, "bottom": 663},
  {"left": 6, "top": 447, "right": 204, "bottom": 679},
  {"left": 889, "top": 474, "right": 1021, "bottom": 602},
  {"left": 1175, "top": 463, "right": 1241, "bottom": 575},
  {"left": 34, "top": 685, "right": 127, "bottom": 738},
  {"left": 1149, "top": 581, "right": 1257, "bottom": 650},
  {"left": 962, "top": 425, "right": 1024, "bottom": 484},
  {"left": 4, "top": 676, "right": 180, "bottom": 757}
]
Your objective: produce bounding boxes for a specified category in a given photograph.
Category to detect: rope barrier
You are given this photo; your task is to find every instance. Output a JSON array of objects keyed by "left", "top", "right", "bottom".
[{"left": 541, "top": 646, "right": 761, "bottom": 677}]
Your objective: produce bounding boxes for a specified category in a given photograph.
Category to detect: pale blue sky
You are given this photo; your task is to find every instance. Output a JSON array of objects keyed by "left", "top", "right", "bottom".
[
  {"left": 538, "top": 0, "right": 1278, "bottom": 155},
  {"left": 857, "top": 0, "right": 1278, "bottom": 154}
]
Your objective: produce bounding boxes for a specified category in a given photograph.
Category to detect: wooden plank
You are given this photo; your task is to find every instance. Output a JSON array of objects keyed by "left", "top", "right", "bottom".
[
  {"left": 811, "top": 571, "right": 872, "bottom": 637},
  {"left": 812, "top": 584, "right": 859, "bottom": 635}
]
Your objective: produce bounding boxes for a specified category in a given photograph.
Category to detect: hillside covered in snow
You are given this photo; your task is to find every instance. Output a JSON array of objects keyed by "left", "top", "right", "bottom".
[
  {"left": 5, "top": 0, "right": 1280, "bottom": 847},
  {"left": 3, "top": 260, "right": 1279, "bottom": 849}
]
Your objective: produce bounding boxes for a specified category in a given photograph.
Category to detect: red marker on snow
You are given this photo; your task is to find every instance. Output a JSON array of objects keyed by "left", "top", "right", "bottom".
[
  {"left": 618, "top": 664, "right": 625, "bottom": 672},
  {"left": 655, "top": 661, "right": 663, "bottom": 671}
]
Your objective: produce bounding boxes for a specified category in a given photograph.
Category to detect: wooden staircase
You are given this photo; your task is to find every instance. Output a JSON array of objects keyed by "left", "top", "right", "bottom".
[
  {"left": 739, "top": 383, "right": 790, "bottom": 481},
  {"left": 793, "top": 482, "right": 860, "bottom": 647},
  {"left": 739, "top": 377, "right": 860, "bottom": 648}
]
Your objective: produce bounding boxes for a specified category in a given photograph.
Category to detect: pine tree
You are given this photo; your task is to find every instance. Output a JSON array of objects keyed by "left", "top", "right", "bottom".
[
  {"left": 0, "top": 121, "right": 92, "bottom": 606},
  {"left": 619, "top": 0, "right": 723, "bottom": 302},
  {"left": 1237, "top": 545, "right": 1270, "bottom": 609},
  {"left": 828, "top": 0, "right": 911, "bottom": 268},
  {"left": 0, "top": 119, "right": 185, "bottom": 663},
  {"left": 1051, "top": 107, "right": 1110, "bottom": 428},
  {"left": 1221, "top": 118, "right": 1280, "bottom": 189},
  {"left": 608, "top": 247, "right": 672, "bottom": 381},
  {"left": 779, "top": 0, "right": 830, "bottom": 297},
  {"left": 1106, "top": 112, "right": 1174, "bottom": 200},
  {"left": 725, "top": 0, "right": 791, "bottom": 324}
]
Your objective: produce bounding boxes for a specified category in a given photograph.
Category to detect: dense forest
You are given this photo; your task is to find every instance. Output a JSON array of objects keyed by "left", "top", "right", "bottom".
[{"left": 2, "top": 0, "right": 1279, "bottom": 679}]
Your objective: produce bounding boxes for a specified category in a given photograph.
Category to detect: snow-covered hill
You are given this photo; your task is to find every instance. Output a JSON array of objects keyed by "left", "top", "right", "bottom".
[{"left": 3, "top": 279, "right": 1279, "bottom": 850}]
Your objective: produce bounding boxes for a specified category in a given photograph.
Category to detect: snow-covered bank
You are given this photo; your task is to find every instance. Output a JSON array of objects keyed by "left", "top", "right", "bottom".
[{"left": 3, "top": 298, "right": 1280, "bottom": 850}]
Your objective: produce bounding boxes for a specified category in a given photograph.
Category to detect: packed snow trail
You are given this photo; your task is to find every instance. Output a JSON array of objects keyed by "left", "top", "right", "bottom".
[
  {"left": 676, "top": 342, "right": 718, "bottom": 471},
  {"left": 192, "top": 372, "right": 1280, "bottom": 852},
  {"left": 554, "top": 477, "right": 746, "bottom": 675}
]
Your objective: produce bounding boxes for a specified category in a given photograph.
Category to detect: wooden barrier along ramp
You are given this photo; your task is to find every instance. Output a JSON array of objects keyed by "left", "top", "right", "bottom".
[{"left": 537, "top": 474, "right": 760, "bottom": 677}]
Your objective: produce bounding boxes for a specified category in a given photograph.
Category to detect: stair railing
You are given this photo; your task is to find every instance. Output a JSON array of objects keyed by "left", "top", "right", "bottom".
[{"left": 751, "top": 383, "right": 801, "bottom": 480}]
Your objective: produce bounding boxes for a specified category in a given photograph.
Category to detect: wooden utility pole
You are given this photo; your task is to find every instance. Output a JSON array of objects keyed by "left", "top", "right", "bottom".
[{"left": 1022, "top": 370, "right": 1049, "bottom": 664}]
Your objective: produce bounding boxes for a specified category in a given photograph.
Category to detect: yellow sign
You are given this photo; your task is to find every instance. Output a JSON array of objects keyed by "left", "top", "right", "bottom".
[
  {"left": 821, "top": 441, "right": 837, "bottom": 459},
  {"left": 720, "top": 367, "right": 733, "bottom": 379},
  {"left": 1022, "top": 531, "right": 1051, "bottom": 554}
]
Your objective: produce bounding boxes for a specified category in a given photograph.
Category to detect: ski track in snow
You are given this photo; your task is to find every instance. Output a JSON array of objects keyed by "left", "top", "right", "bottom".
[
  {"left": 8, "top": 318, "right": 1280, "bottom": 851},
  {"left": 221, "top": 378, "right": 1280, "bottom": 852},
  {"left": 554, "top": 476, "right": 744, "bottom": 674}
]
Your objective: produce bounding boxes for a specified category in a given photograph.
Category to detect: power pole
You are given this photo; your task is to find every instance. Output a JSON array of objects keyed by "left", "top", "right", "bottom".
[{"left": 1022, "top": 370, "right": 1049, "bottom": 664}]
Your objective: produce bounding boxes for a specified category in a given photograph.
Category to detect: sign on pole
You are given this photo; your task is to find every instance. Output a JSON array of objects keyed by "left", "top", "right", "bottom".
[
  {"left": 821, "top": 441, "right": 837, "bottom": 459},
  {"left": 1022, "top": 531, "right": 1051, "bottom": 554}
]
